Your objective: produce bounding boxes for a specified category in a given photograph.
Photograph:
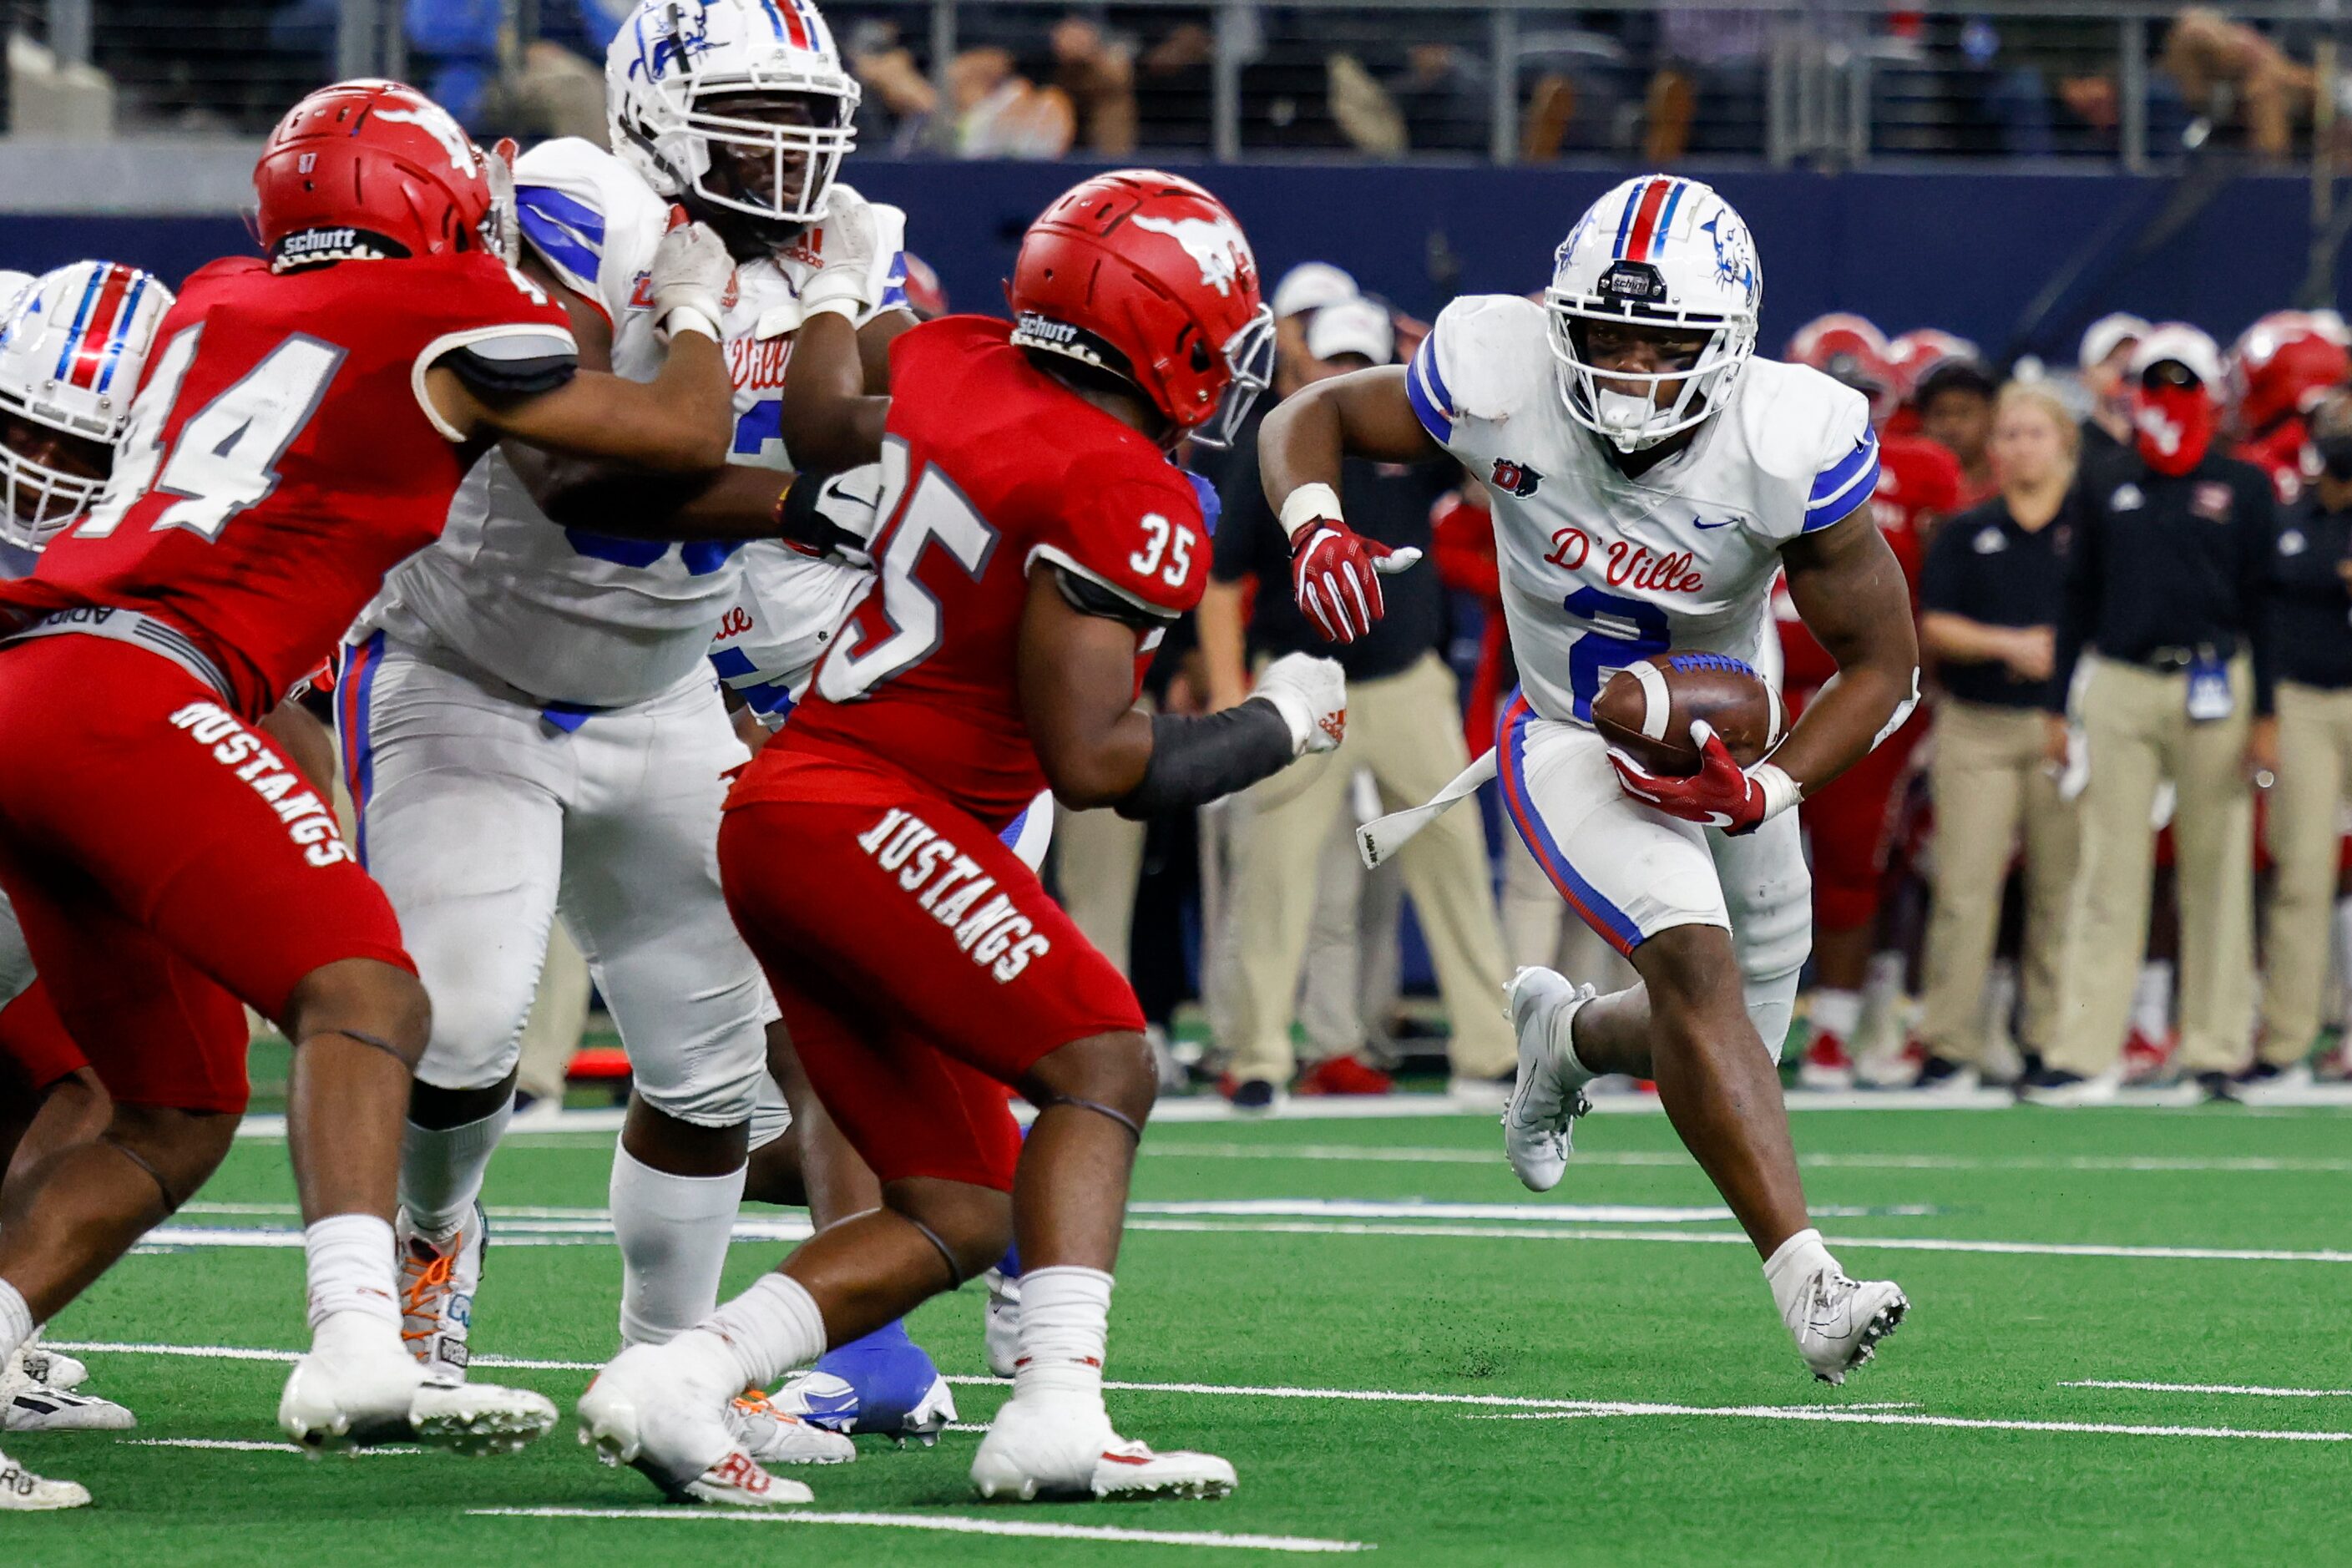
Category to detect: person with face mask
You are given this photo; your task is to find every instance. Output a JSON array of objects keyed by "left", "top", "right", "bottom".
[
  {"left": 2251, "top": 389, "right": 2352, "bottom": 1091},
  {"left": 2026, "top": 325, "right": 2279, "bottom": 1104}
]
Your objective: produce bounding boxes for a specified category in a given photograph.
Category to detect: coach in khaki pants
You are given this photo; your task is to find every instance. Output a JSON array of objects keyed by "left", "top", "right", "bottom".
[
  {"left": 2254, "top": 392, "right": 2352, "bottom": 1085},
  {"left": 1196, "top": 298, "right": 1515, "bottom": 1105},
  {"left": 2026, "top": 326, "right": 2278, "bottom": 1103},
  {"left": 1915, "top": 382, "right": 2082, "bottom": 1086}
]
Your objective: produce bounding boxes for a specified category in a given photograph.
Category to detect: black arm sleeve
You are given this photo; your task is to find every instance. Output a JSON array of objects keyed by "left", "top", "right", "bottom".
[
  {"left": 775, "top": 467, "right": 874, "bottom": 564},
  {"left": 1112, "top": 702, "right": 1295, "bottom": 821},
  {"left": 441, "top": 332, "right": 578, "bottom": 397}
]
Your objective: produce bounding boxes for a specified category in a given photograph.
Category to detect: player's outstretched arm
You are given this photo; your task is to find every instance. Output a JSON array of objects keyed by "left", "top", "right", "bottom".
[
  {"left": 432, "top": 332, "right": 733, "bottom": 472},
  {"left": 1775, "top": 508, "right": 1922, "bottom": 792},
  {"left": 778, "top": 184, "right": 907, "bottom": 472},
  {"left": 1258, "top": 367, "right": 1439, "bottom": 645},
  {"left": 1016, "top": 564, "right": 1345, "bottom": 819}
]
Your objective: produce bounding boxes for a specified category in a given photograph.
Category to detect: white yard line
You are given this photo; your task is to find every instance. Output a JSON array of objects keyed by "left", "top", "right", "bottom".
[
  {"left": 1144, "top": 1145, "right": 2352, "bottom": 1176},
  {"left": 1472, "top": 1408, "right": 2352, "bottom": 1442},
  {"left": 2066, "top": 1380, "right": 2352, "bottom": 1399},
  {"left": 466, "top": 1506, "right": 1369, "bottom": 1553},
  {"left": 51, "top": 1342, "right": 2352, "bottom": 1448},
  {"left": 222, "top": 1083, "right": 2352, "bottom": 1140},
  {"left": 119, "top": 1437, "right": 418, "bottom": 1456}
]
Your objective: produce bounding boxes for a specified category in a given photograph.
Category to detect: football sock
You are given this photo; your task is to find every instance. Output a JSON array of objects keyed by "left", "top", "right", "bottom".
[
  {"left": 304, "top": 1213, "right": 400, "bottom": 1332},
  {"left": 701, "top": 1271, "right": 827, "bottom": 1393},
  {"left": 1010, "top": 1265, "right": 1113, "bottom": 1406},
  {"left": 1763, "top": 1227, "right": 1838, "bottom": 1327},
  {"left": 2132, "top": 961, "right": 2173, "bottom": 1044},
  {"left": 398, "top": 1095, "right": 512, "bottom": 1240},
  {"left": 0, "top": 1278, "right": 33, "bottom": 1368},
  {"left": 610, "top": 1146, "right": 746, "bottom": 1348},
  {"left": 1809, "top": 989, "right": 1861, "bottom": 1043}
]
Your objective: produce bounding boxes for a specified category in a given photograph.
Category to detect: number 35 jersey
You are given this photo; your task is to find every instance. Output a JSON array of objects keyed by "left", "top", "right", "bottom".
[
  {"left": 746, "top": 316, "right": 1210, "bottom": 831},
  {"left": 0, "top": 253, "right": 575, "bottom": 720},
  {"left": 360, "top": 137, "right": 909, "bottom": 709},
  {"left": 1406, "top": 294, "right": 1878, "bottom": 726}
]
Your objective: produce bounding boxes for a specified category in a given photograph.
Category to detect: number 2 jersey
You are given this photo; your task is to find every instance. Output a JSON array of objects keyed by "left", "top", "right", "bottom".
[
  {"left": 736, "top": 316, "right": 1211, "bottom": 831},
  {"left": 1404, "top": 293, "right": 1877, "bottom": 726},
  {"left": 0, "top": 252, "right": 575, "bottom": 720},
  {"left": 357, "top": 138, "right": 908, "bottom": 708}
]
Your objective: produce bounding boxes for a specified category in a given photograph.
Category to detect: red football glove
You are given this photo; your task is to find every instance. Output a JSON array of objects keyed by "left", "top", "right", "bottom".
[
  {"left": 1607, "top": 721, "right": 1795, "bottom": 837},
  {"left": 1290, "top": 519, "right": 1424, "bottom": 645}
]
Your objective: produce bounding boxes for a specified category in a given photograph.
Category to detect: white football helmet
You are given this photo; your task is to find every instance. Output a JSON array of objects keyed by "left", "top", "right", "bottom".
[
  {"left": 0, "top": 260, "right": 174, "bottom": 549},
  {"left": 606, "top": 0, "right": 860, "bottom": 235},
  {"left": 1545, "top": 175, "right": 1761, "bottom": 453}
]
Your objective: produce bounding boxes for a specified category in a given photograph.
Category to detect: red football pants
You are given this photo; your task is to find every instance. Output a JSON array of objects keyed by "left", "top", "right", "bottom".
[
  {"left": 719, "top": 789, "right": 1143, "bottom": 1191},
  {"left": 0, "top": 637, "right": 412, "bottom": 1113}
]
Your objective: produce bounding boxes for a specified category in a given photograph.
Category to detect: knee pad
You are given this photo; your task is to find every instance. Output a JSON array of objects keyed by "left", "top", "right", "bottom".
[
  {"left": 1731, "top": 847, "right": 1811, "bottom": 1066},
  {"left": 1742, "top": 967, "right": 1801, "bottom": 1065},
  {"left": 627, "top": 1020, "right": 766, "bottom": 1130}
]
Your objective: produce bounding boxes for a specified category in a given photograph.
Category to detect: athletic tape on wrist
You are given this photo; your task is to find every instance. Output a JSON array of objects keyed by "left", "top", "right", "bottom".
[
  {"left": 800, "top": 296, "right": 862, "bottom": 326},
  {"left": 663, "top": 306, "right": 721, "bottom": 342},
  {"left": 1753, "top": 762, "right": 1802, "bottom": 822},
  {"left": 1279, "top": 483, "right": 1343, "bottom": 542}
]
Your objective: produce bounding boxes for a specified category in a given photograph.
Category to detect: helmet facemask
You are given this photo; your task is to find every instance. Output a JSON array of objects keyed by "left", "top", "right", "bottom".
[
  {"left": 621, "top": 75, "right": 858, "bottom": 251},
  {"left": 1189, "top": 304, "right": 1275, "bottom": 450},
  {"left": 1545, "top": 294, "right": 1753, "bottom": 454},
  {"left": 0, "top": 407, "right": 111, "bottom": 550}
]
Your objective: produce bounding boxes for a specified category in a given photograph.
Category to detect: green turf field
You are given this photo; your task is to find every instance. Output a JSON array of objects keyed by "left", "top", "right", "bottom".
[{"left": 11, "top": 1100, "right": 2352, "bottom": 1565}]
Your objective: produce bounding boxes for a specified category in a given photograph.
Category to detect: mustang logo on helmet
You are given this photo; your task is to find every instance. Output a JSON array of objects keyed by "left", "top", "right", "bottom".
[
  {"left": 1130, "top": 214, "right": 1253, "bottom": 298},
  {"left": 373, "top": 104, "right": 481, "bottom": 180}
]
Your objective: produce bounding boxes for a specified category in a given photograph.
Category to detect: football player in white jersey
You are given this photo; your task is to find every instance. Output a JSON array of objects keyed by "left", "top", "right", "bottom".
[
  {"left": 1261, "top": 176, "right": 1920, "bottom": 1384},
  {"left": 341, "top": 0, "right": 904, "bottom": 1459}
]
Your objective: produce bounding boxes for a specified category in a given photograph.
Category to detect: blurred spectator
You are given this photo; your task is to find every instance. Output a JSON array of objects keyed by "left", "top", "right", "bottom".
[
  {"left": 2253, "top": 390, "right": 2352, "bottom": 1087},
  {"left": 404, "top": 0, "right": 612, "bottom": 139},
  {"left": 2030, "top": 326, "right": 2276, "bottom": 1103},
  {"left": 1916, "top": 357, "right": 2001, "bottom": 506},
  {"left": 949, "top": 47, "right": 1075, "bottom": 159},
  {"left": 1916, "top": 382, "right": 2082, "bottom": 1090},
  {"left": 1644, "top": 6, "right": 1768, "bottom": 160},
  {"left": 2162, "top": 8, "right": 2334, "bottom": 162},
  {"left": 842, "top": 18, "right": 941, "bottom": 153},
  {"left": 1270, "top": 261, "right": 1360, "bottom": 387},
  {"left": 1049, "top": 16, "right": 1138, "bottom": 155},
  {"left": 2077, "top": 312, "right": 2150, "bottom": 471},
  {"left": 1197, "top": 297, "right": 1515, "bottom": 1105}
]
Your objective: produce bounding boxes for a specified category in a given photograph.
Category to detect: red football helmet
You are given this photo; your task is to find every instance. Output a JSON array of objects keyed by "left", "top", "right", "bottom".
[
  {"left": 1786, "top": 313, "right": 1894, "bottom": 422},
  {"left": 254, "top": 79, "right": 494, "bottom": 270},
  {"left": 2231, "top": 311, "right": 2351, "bottom": 436},
  {"left": 1008, "top": 169, "right": 1273, "bottom": 448},
  {"left": 1885, "top": 327, "right": 1980, "bottom": 403}
]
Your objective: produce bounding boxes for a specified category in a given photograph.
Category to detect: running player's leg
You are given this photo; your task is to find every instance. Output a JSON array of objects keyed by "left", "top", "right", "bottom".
[
  {"left": 1497, "top": 711, "right": 1902, "bottom": 1383},
  {"left": 0, "top": 982, "right": 108, "bottom": 1187},
  {"left": 339, "top": 640, "right": 567, "bottom": 1381},
  {"left": 559, "top": 674, "right": 765, "bottom": 1353}
]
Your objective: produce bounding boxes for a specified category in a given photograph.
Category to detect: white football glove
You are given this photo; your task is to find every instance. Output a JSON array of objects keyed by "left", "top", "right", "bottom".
[
  {"left": 799, "top": 182, "right": 880, "bottom": 324},
  {"left": 1250, "top": 653, "right": 1348, "bottom": 757},
  {"left": 649, "top": 207, "right": 733, "bottom": 341}
]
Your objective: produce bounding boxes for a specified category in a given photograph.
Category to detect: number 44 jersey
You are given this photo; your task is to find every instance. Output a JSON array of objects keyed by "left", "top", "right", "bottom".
[
  {"left": 748, "top": 316, "right": 1211, "bottom": 831},
  {"left": 1405, "top": 294, "right": 1878, "bottom": 726},
  {"left": 0, "top": 252, "right": 575, "bottom": 720}
]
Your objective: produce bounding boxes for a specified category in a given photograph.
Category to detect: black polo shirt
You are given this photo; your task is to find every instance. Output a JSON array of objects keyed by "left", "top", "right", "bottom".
[
  {"left": 2051, "top": 444, "right": 2279, "bottom": 716},
  {"left": 1205, "top": 404, "right": 1449, "bottom": 681},
  {"left": 2269, "top": 493, "right": 2352, "bottom": 691},
  {"left": 1920, "top": 494, "right": 2076, "bottom": 709}
]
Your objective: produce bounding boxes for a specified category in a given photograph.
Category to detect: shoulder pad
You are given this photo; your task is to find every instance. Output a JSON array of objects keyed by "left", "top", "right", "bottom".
[
  {"left": 1408, "top": 295, "right": 1551, "bottom": 447},
  {"left": 1736, "top": 360, "right": 1878, "bottom": 534},
  {"left": 512, "top": 139, "right": 665, "bottom": 312}
]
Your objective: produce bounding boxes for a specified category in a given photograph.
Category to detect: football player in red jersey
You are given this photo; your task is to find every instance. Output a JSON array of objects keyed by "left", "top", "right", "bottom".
[
  {"left": 0, "top": 78, "right": 754, "bottom": 1488},
  {"left": 1777, "top": 316, "right": 1960, "bottom": 1085},
  {"left": 578, "top": 170, "right": 1346, "bottom": 1509},
  {"left": 2230, "top": 311, "right": 2351, "bottom": 503}
]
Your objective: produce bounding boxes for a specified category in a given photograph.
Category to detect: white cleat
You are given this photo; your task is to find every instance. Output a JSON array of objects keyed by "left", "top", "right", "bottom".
[
  {"left": 982, "top": 1267, "right": 1023, "bottom": 1379},
  {"left": 1502, "top": 968, "right": 1596, "bottom": 1193},
  {"left": 578, "top": 1339, "right": 812, "bottom": 1506},
  {"left": 1783, "top": 1267, "right": 1909, "bottom": 1386},
  {"left": 0, "top": 1445, "right": 89, "bottom": 1510},
  {"left": 280, "top": 1313, "right": 554, "bottom": 1455},
  {"left": 395, "top": 1203, "right": 485, "bottom": 1383},
  {"left": 16, "top": 1333, "right": 89, "bottom": 1391},
  {"left": 726, "top": 1386, "right": 857, "bottom": 1465},
  {"left": 971, "top": 1397, "right": 1235, "bottom": 1502},
  {"left": 4, "top": 1378, "right": 134, "bottom": 1432}
]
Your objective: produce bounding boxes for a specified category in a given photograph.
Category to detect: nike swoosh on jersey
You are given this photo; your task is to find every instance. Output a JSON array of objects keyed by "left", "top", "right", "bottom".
[{"left": 1692, "top": 515, "right": 1738, "bottom": 529}]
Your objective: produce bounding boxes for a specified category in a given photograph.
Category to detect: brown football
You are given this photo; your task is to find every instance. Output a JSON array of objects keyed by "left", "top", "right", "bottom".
[{"left": 1591, "top": 653, "right": 1782, "bottom": 777}]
